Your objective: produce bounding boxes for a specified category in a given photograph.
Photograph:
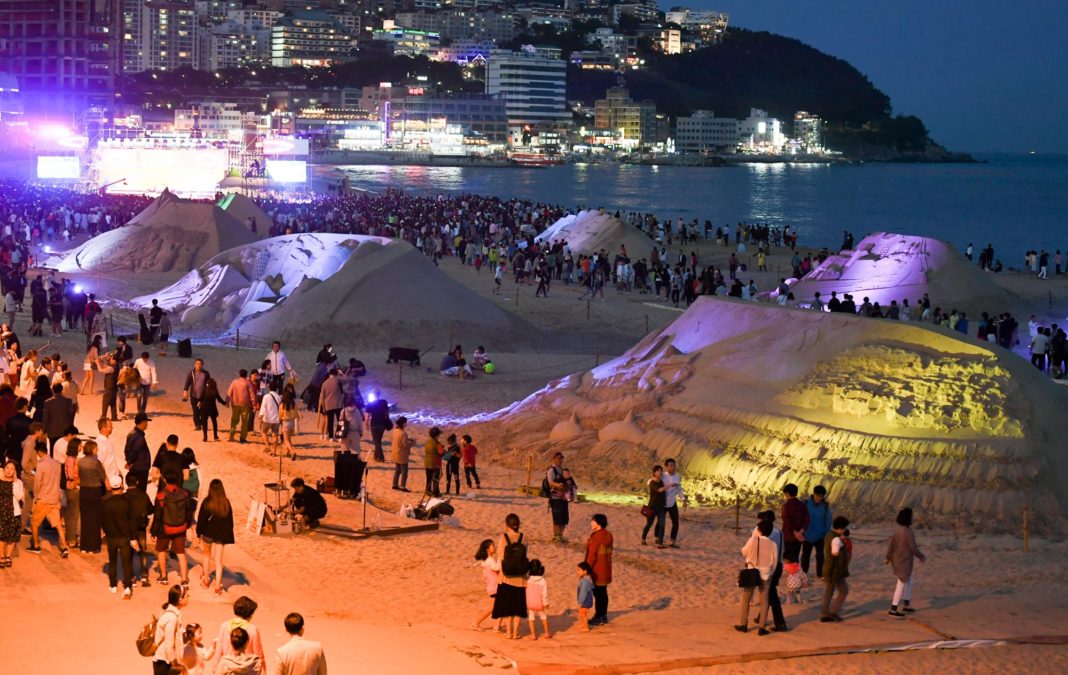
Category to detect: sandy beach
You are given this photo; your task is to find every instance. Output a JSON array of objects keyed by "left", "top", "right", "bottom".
[{"left": 8, "top": 234, "right": 1068, "bottom": 674}]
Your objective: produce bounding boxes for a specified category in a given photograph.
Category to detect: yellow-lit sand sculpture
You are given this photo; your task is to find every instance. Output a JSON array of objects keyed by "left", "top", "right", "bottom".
[{"left": 480, "top": 296, "right": 1068, "bottom": 530}]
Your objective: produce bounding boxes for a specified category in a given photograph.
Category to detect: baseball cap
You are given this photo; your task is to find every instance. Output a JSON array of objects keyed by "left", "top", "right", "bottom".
[
  {"left": 109, "top": 475, "right": 123, "bottom": 489},
  {"left": 134, "top": 412, "right": 150, "bottom": 424}
]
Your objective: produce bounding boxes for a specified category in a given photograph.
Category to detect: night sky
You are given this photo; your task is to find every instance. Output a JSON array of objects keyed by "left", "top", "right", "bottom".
[{"left": 693, "top": 0, "right": 1068, "bottom": 154}]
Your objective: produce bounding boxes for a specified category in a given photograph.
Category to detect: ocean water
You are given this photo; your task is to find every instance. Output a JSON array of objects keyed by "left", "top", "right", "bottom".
[{"left": 336, "top": 154, "right": 1066, "bottom": 260}]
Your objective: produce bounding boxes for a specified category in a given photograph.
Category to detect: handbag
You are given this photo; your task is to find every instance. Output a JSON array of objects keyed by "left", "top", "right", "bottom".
[
  {"left": 640, "top": 505, "right": 654, "bottom": 518},
  {"left": 737, "top": 538, "right": 762, "bottom": 588}
]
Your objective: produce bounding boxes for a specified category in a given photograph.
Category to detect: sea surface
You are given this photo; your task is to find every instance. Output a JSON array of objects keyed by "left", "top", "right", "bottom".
[{"left": 335, "top": 154, "right": 1066, "bottom": 260}]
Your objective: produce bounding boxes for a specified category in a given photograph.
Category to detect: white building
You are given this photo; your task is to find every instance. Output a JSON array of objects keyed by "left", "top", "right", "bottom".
[
  {"left": 675, "top": 110, "right": 737, "bottom": 154},
  {"left": 663, "top": 8, "right": 729, "bottom": 45},
  {"left": 200, "top": 21, "right": 269, "bottom": 70},
  {"left": 393, "top": 9, "right": 517, "bottom": 43},
  {"left": 271, "top": 9, "right": 356, "bottom": 67},
  {"left": 738, "top": 108, "right": 785, "bottom": 152},
  {"left": 485, "top": 48, "right": 571, "bottom": 131},
  {"left": 174, "top": 102, "right": 245, "bottom": 135}
]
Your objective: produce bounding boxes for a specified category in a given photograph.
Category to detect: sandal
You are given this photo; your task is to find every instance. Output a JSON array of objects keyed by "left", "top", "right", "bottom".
[
  {"left": 200, "top": 575, "right": 211, "bottom": 589},
  {"left": 213, "top": 586, "right": 224, "bottom": 596}
]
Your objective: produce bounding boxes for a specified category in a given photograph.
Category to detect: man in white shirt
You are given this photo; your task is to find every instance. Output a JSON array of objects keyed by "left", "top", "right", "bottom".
[
  {"left": 258, "top": 381, "right": 282, "bottom": 456},
  {"left": 133, "top": 352, "right": 158, "bottom": 416},
  {"left": 266, "top": 341, "right": 294, "bottom": 388},
  {"left": 95, "top": 418, "right": 122, "bottom": 484},
  {"left": 274, "top": 612, "right": 327, "bottom": 675},
  {"left": 661, "top": 458, "right": 685, "bottom": 549},
  {"left": 736, "top": 519, "right": 777, "bottom": 635}
]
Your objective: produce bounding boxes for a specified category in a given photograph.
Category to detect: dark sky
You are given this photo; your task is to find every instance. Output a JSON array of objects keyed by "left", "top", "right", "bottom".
[{"left": 690, "top": 0, "right": 1068, "bottom": 153}]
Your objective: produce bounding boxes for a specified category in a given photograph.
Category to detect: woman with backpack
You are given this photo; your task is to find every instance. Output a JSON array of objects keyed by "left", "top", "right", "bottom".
[
  {"left": 151, "top": 584, "right": 188, "bottom": 674},
  {"left": 196, "top": 479, "right": 235, "bottom": 596},
  {"left": 493, "top": 512, "right": 529, "bottom": 639}
]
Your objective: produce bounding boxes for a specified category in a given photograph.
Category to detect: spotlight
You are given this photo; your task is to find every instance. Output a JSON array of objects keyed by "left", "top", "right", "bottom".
[
  {"left": 73, "top": 284, "right": 83, "bottom": 294},
  {"left": 43, "top": 245, "right": 51, "bottom": 253}
]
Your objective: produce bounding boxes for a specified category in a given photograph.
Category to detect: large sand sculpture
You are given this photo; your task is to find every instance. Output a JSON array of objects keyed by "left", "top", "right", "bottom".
[
  {"left": 782, "top": 232, "right": 1020, "bottom": 317},
  {"left": 135, "top": 233, "right": 538, "bottom": 348},
  {"left": 55, "top": 189, "right": 262, "bottom": 274},
  {"left": 536, "top": 209, "right": 658, "bottom": 258},
  {"left": 478, "top": 297, "right": 1068, "bottom": 530}
]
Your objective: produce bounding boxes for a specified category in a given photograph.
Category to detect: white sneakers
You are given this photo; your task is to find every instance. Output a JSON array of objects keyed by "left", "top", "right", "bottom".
[{"left": 109, "top": 586, "right": 117, "bottom": 594}]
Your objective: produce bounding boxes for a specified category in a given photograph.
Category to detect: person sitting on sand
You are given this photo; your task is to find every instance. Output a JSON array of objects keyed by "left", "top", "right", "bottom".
[
  {"left": 439, "top": 352, "right": 473, "bottom": 379},
  {"left": 471, "top": 346, "right": 489, "bottom": 368}
]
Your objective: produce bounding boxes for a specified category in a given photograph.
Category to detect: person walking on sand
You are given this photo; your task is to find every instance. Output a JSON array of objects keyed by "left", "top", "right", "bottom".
[
  {"left": 461, "top": 434, "right": 481, "bottom": 489},
  {"left": 101, "top": 474, "right": 134, "bottom": 598},
  {"left": 196, "top": 479, "right": 235, "bottom": 596},
  {"left": 390, "top": 416, "right": 412, "bottom": 491},
  {"left": 274, "top": 612, "right": 328, "bottom": 675},
  {"left": 734, "top": 518, "right": 777, "bottom": 635},
  {"left": 225, "top": 370, "right": 255, "bottom": 444},
  {"left": 585, "top": 513, "right": 613, "bottom": 625},
  {"left": 820, "top": 516, "right": 852, "bottom": 622},
  {"left": 182, "top": 358, "right": 210, "bottom": 433},
  {"left": 422, "top": 426, "right": 443, "bottom": 497},
  {"left": 640, "top": 464, "right": 667, "bottom": 548},
  {"left": 885, "top": 507, "right": 927, "bottom": 617},
  {"left": 661, "top": 458, "right": 685, "bottom": 548}
]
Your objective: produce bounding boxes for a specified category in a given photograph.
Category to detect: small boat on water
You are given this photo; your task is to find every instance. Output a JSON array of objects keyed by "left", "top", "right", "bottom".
[{"left": 508, "top": 151, "right": 564, "bottom": 167}]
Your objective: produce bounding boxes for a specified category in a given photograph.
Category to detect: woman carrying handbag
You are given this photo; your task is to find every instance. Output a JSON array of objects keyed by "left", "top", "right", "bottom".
[
  {"left": 735, "top": 519, "right": 778, "bottom": 635},
  {"left": 640, "top": 465, "right": 667, "bottom": 548}
]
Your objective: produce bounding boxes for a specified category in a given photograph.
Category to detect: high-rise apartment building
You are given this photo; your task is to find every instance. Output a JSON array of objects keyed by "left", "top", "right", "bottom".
[
  {"left": 793, "top": 111, "right": 822, "bottom": 152},
  {"left": 270, "top": 8, "right": 356, "bottom": 67},
  {"left": 394, "top": 8, "right": 516, "bottom": 43},
  {"left": 123, "top": 0, "right": 198, "bottom": 73},
  {"left": 663, "top": 8, "right": 728, "bottom": 46},
  {"left": 0, "top": 0, "right": 118, "bottom": 113},
  {"left": 593, "top": 86, "right": 656, "bottom": 146},
  {"left": 485, "top": 48, "right": 570, "bottom": 130}
]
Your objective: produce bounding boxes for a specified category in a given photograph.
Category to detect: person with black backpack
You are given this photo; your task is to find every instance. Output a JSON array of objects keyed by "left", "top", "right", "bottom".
[
  {"left": 152, "top": 470, "right": 193, "bottom": 587},
  {"left": 492, "top": 512, "right": 529, "bottom": 639}
]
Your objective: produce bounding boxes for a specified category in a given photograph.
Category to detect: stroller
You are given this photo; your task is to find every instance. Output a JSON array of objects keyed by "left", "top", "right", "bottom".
[{"left": 413, "top": 492, "right": 454, "bottom": 521}]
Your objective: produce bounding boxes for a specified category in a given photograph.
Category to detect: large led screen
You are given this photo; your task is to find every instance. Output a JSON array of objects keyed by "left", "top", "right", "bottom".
[
  {"left": 37, "top": 156, "right": 80, "bottom": 179},
  {"left": 266, "top": 160, "right": 307, "bottom": 183},
  {"left": 96, "top": 147, "right": 229, "bottom": 196}
]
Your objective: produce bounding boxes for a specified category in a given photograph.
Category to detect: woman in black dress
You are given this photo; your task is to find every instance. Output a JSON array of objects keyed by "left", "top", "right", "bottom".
[
  {"left": 0, "top": 460, "right": 23, "bottom": 567},
  {"left": 200, "top": 377, "right": 227, "bottom": 442},
  {"left": 492, "top": 513, "right": 528, "bottom": 639}
]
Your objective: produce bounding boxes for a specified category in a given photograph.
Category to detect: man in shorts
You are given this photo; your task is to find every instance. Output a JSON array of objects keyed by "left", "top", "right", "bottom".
[
  {"left": 546, "top": 452, "right": 569, "bottom": 543},
  {"left": 258, "top": 381, "right": 282, "bottom": 456},
  {"left": 152, "top": 471, "right": 193, "bottom": 585}
]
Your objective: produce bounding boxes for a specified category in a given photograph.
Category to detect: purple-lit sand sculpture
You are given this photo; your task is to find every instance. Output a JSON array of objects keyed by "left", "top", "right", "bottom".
[
  {"left": 476, "top": 296, "right": 1068, "bottom": 530},
  {"left": 134, "top": 233, "right": 537, "bottom": 347},
  {"left": 779, "top": 232, "right": 1019, "bottom": 317}
]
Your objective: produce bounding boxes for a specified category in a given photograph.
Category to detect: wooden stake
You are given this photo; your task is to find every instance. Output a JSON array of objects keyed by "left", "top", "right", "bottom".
[
  {"left": 734, "top": 496, "right": 740, "bottom": 534},
  {"left": 525, "top": 454, "right": 533, "bottom": 491},
  {"left": 1023, "top": 506, "right": 1030, "bottom": 552}
]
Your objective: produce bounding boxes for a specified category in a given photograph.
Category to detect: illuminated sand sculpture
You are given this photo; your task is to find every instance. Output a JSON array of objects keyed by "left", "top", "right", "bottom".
[
  {"left": 136, "top": 233, "right": 537, "bottom": 347},
  {"left": 477, "top": 296, "right": 1068, "bottom": 529},
  {"left": 781, "top": 232, "right": 1019, "bottom": 317},
  {"left": 55, "top": 189, "right": 263, "bottom": 274},
  {"left": 536, "top": 209, "right": 658, "bottom": 257}
]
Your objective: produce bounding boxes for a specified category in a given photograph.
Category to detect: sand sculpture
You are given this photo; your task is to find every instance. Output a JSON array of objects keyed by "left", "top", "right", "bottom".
[
  {"left": 55, "top": 189, "right": 262, "bottom": 274},
  {"left": 135, "top": 233, "right": 538, "bottom": 348},
  {"left": 478, "top": 296, "right": 1068, "bottom": 530},
  {"left": 536, "top": 209, "right": 658, "bottom": 258},
  {"left": 781, "top": 232, "right": 1021, "bottom": 317}
]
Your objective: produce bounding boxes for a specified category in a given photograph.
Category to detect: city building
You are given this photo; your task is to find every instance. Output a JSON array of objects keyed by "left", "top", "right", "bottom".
[
  {"left": 675, "top": 110, "right": 737, "bottom": 153},
  {"left": 793, "top": 110, "right": 823, "bottom": 152},
  {"left": 371, "top": 25, "right": 441, "bottom": 57},
  {"left": 593, "top": 85, "right": 656, "bottom": 147},
  {"left": 433, "top": 39, "right": 494, "bottom": 64},
  {"left": 657, "top": 28, "right": 682, "bottom": 55},
  {"left": 173, "top": 101, "right": 246, "bottom": 134},
  {"left": 0, "top": 73, "right": 24, "bottom": 121},
  {"left": 226, "top": 7, "right": 282, "bottom": 30},
  {"left": 123, "top": 0, "right": 200, "bottom": 73},
  {"left": 200, "top": 21, "right": 269, "bottom": 70},
  {"left": 663, "top": 8, "right": 728, "bottom": 46},
  {"left": 271, "top": 8, "right": 356, "bottom": 66},
  {"left": 393, "top": 8, "right": 516, "bottom": 43},
  {"left": 0, "top": 0, "right": 117, "bottom": 113},
  {"left": 361, "top": 81, "right": 508, "bottom": 144},
  {"left": 485, "top": 48, "right": 570, "bottom": 134},
  {"left": 589, "top": 28, "right": 636, "bottom": 61},
  {"left": 738, "top": 108, "right": 784, "bottom": 152},
  {"left": 569, "top": 50, "right": 617, "bottom": 71},
  {"left": 611, "top": 1, "right": 659, "bottom": 25}
]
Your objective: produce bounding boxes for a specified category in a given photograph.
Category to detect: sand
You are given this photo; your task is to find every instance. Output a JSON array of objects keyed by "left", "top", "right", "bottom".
[
  {"left": 536, "top": 210, "right": 659, "bottom": 259},
  {"left": 52, "top": 190, "right": 263, "bottom": 274},
  {"left": 11, "top": 231, "right": 1068, "bottom": 673}
]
